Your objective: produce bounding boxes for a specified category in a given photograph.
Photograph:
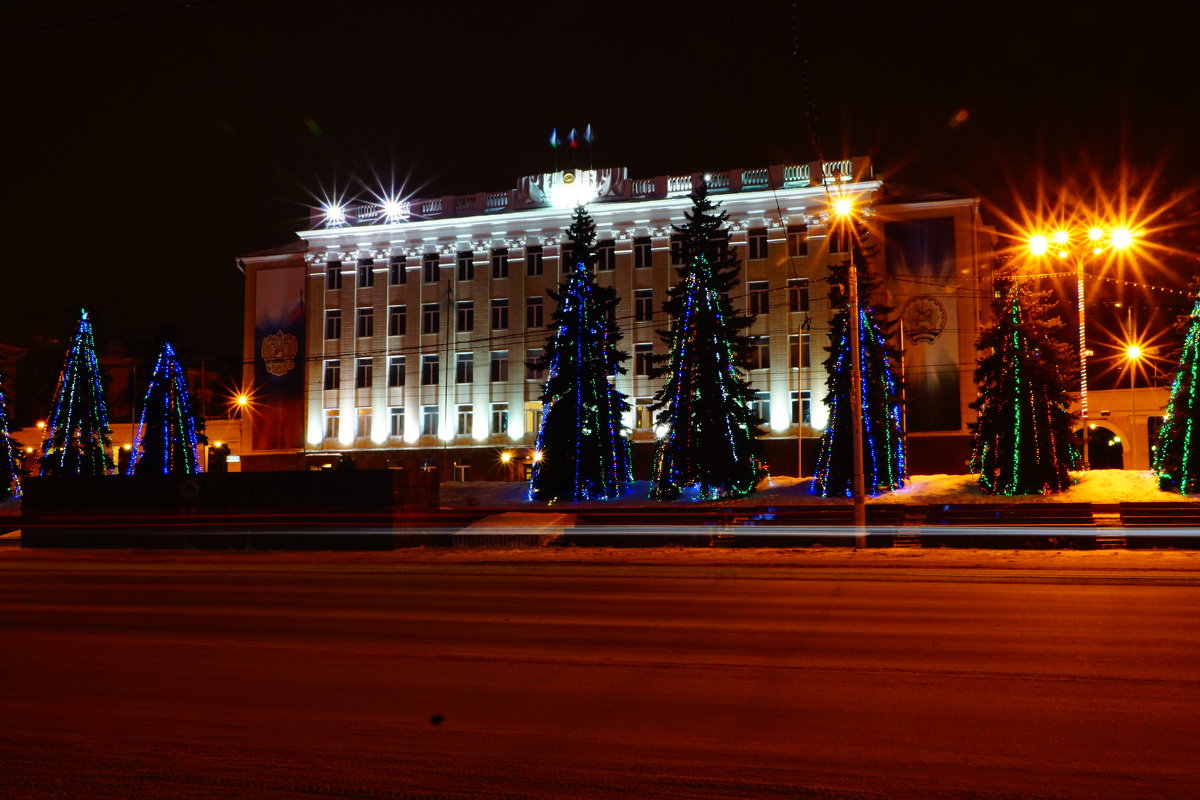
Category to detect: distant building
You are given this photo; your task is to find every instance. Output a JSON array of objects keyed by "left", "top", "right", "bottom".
[{"left": 239, "top": 158, "right": 996, "bottom": 479}]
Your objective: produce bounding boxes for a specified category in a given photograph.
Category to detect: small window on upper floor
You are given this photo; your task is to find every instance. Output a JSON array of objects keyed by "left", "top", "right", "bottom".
[
  {"left": 634, "top": 237, "right": 652, "bottom": 268},
  {"left": 747, "top": 228, "right": 768, "bottom": 260}
]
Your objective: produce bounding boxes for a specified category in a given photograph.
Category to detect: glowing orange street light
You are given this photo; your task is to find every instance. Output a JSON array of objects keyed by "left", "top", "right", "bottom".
[{"left": 828, "top": 191, "right": 866, "bottom": 531}]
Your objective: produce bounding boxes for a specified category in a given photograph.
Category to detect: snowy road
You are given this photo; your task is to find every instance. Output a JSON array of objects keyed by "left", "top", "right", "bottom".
[{"left": 1, "top": 551, "right": 1199, "bottom": 799}]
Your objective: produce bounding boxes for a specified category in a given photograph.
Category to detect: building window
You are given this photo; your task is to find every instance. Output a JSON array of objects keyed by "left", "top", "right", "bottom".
[
  {"left": 526, "top": 245, "right": 544, "bottom": 276},
  {"left": 457, "top": 250, "right": 474, "bottom": 281},
  {"left": 324, "top": 309, "right": 341, "bottom": 340},
  {"left": 526, "top": 405, "right": 543, "bottom": 437},
  {"left": 789, "top": 333, "right": 811, "bottom": 369},
  {"left": 356, "top": 308, "right": 373, "bottom": 338},
  {"left": 456, "top": 404, "right": 473, "bottom": 436},
  {"left": 323, "top": 360, "right": 340, "bottom": 390},
  {"left": 787, "top": 224, "right": 808, "bottom": 257},
  {"left": 357, "top": 259, "right": 375, "bottom": 287},
  {"left": 421, "top": 354, "right": 439, "bottom": 385},
  {"left": 490, "top": 350, "right": 509, "bottom": 382},
  {"left": 748, "top": 228, "right": 768, "bottom": 260},
  {"left": 388, "top": 355, "right": 405, "bottom": 387},
  {"left": 633, "top": 237, "right": 652, "bottom": 268},
  {"left": 356, "top": 407, "right": 371, "bottom": 438},
  {"left": 324, "top": 409, "right": 339, "bottom": 439},
  {"left": 788, "top": 278, "right": 810, "bottom": 313},
  {"left": 635, "top": 398, "right": 653, "bottom": 430},
  {"left": 456, "top": 301, "right": 474, "bottom": 332},
  {"left": 791, "top": 390, "right": 812, "bottom": 425},
  {"left": 326, "top": 261, "right": 342, "bottom": 290},
  {"left": 750, "top": 391, "right": 770, "bottom": 421},
  {"left": 525, "top": 296, "right": 543, "bottom": 329},
  {"left": 748, "top": 281, "right": 770, "bottom": 315},
  {"left": 491, "top": 299, "right": 508, "bottom": 330},
  {"left": 597, "top": 240, "right": 616, "bottom": 271},
  {"left": 355, "top": 357, "right": 373, "bottom": 389},
  {"left": 634, "top": 343, "right": 654, "bottom": 376},
  {"left": 750, "top": 336, "right": 770, "bottom": 370},
  {"left": 389, "top": 407, "right": 404, "bottom": 437},
  {"left": 422, "top": 405, "right": 438, "bottom": 437},
  {"left": 830, "top": 226, "right": 850, "bottom": 253},
  {"left": 456, "top": 352, "right": 473, "bottom": 384},
  {"left": 491, "top": 247, "right": 509, "bottom": 279},
  {"left": 526, "top": 349, "right": 544, "bottom": 381},
  {"left": 423, "top": 252, "right": 440, "bottom": 283},
  {"left": 491, "top": 403, "right": 509, "bottom": 435},
  {"left": 389, "top": 255, "right": 406, "bottom": 284},
  {"left": 388, "top": 306, "right": 406, "bottom": 336},
  {"left": 422, "top": 303, "right": 440, "bottom": 334},
  {"left": 669, "top": 234, "right": 684, "bottom": 266},
  {"left": 635, "top": 289, "right": 653, "bottom": 322}
]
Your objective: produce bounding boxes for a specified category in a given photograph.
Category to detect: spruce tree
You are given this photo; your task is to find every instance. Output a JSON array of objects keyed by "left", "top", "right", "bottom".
[
  {"left": 128, "top": 342, "right": 206, "bottom": 475},
  {"left": 812, "top": 234, "right": 907, "bottom": 496},
  {"left": 649, "top": 184, "right": 766, "bottom": 500},
  {"left": 528, "top": 206, "right": 632, "bottom": 502},
  {"left": 1153, "top": 296, "right": 1200, "bottom": 493},
  {"left": 970, "top": 279, "right": 1079, "bottom": 494},
  {"left": 0, "top": 369, "right": 21, "bottom": 499},
  {"left": 38, "top": 309, "right": 116, "bottom": 477}
]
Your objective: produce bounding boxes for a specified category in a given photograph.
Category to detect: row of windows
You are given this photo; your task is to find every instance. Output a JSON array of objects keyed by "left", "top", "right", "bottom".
[
  {"left": 324, "top": 351, "right": 545, "bottom": 390},
  {"left": 323, "top": 280, "right": 810, "bottom": 340},
  {"left": 324, "top": 227, "right": 827, "bottom": 290},
  {"left": 323, "top": 332, "right": 809, "bottom": 391},
  {"left": 323, "top": 388, "right": 815, "bottom": 443}
]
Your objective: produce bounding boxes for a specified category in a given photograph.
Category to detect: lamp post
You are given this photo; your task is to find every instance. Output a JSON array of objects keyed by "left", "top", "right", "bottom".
[
  {"left": 831, "top": 195, "right": 866, "bottom": 531},
  {"left": 1027, "top": 223, "right": 1135, "bottom": 470}
]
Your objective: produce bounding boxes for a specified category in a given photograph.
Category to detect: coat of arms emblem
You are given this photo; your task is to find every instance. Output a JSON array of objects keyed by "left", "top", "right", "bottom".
[
  {"left": 261, "top": 330, "right": 298, "bottom": 376},
  {"left": 900, "top": 295, "right": 948, "bottom": 345}
]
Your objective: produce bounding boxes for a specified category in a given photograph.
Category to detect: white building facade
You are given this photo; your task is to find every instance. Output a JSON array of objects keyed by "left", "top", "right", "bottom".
[{"left": 240, "top": 158, "right": 995, "bottom": 479}]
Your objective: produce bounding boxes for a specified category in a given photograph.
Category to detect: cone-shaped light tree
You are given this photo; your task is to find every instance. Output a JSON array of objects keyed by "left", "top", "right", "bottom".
[
  {"left": 969, "top": 279, "right": 1079, "bottom": 494},
  {"left": 528, "top": 206, "right": 632, "bottom": 502},
  {"left": 812, "top": 233, "right": 907, "bottom": 497},
  {"left": 1153, "top": 296, "right": 1200, "bottom": 493},
  {"left": 649, "top": 183, "right": 767, "bottom": 500},
  {"left": 128, "top": 342, "right": 206, "bottom": 475},
  {"left": 0, "top": 369, "right": 21, "bottom": 499},
  {"left": 38, "top": 310, "right": 115, "bottom": 476}
]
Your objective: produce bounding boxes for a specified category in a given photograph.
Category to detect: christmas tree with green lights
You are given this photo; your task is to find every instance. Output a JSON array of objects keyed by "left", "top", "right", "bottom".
[
  {"left": 528, "top": 206, "right": 632, "bottom": 502},
  {"left": 0, "top": 369, "right": 20, "bottom": 499},
  {"left": 1154, "top": 295, "right": 1200, "bottom": 493},
  {"left": 970, "top": 279, "right": 1079, "bottom": 494},
  {"left": 38, "top": 310, "right": 116, "bottom": 477},
  {"left": 649, "top": 184, "right": 766, "bottom": 501},
  {"left": 811, "top": 237, "right": 907, "bottom": 497},
  {"left": 128, "top": 342, "right": 206, "bottom": 475}
]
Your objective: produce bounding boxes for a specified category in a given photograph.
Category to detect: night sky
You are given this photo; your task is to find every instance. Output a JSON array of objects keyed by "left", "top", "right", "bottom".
[{"left": 3, "top": 0, "right": 1198, "bottom": 377}]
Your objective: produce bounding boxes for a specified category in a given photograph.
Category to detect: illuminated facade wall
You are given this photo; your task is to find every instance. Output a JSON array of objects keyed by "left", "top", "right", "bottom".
[{"left": 240, "top": 159, "right": 995, "bottom": 476}]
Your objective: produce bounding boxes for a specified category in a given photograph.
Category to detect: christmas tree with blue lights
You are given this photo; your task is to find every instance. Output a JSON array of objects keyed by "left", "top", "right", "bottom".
[
  {"left": 0, "top": 369, "right": 20, "bottom": 499},
  {"left": 649, "top": 184, "right": 766, "bottom": 501},
  {"left": 128, "top": 342, "right": 206, "bottom": 475},
  {"left": 970, "top": 279, "right": 1078, "bottom": 494},
  {"left": 528, "top": 206, "right": 632, "bottom": 502},
  {"left": 812, "top": 240, "right": 907, "bottom": 497},
  {"left": 1153, "top": 294, "right": 1200, "bottom": 493},
  {"left": 38, "top": 310, "right": 116, "bottom": 477}
]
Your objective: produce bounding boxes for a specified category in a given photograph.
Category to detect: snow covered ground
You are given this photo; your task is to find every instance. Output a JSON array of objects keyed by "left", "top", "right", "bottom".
[{"left": 441, "top": 469, "right": 1197, "bottom": 509}]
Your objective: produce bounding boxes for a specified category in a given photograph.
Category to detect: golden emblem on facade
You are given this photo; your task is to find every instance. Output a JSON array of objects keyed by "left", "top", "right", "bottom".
[{"left": 261, "top": 330, "right": 298, "bottom": 376}]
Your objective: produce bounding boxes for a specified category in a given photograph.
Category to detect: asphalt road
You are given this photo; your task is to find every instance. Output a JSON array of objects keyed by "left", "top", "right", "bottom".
[{"left": 1, "top": 555, "right": 1198, "bottom": 799}]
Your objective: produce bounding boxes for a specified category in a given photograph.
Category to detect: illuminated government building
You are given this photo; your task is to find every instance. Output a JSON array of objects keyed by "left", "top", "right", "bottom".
[{"left": 240, "top": 157, "right": 996, "bottom": 479}]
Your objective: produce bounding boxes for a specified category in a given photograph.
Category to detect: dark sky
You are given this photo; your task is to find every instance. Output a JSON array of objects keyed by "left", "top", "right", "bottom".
[{"left": 3, "top": 0, "right": 1198, "bottom": 373}]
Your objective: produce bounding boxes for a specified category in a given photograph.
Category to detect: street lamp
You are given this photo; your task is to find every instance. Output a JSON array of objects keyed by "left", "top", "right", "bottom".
[
  {"left": 1123, "top": 342, "right": 1147, "bottom": 471},
  {"left": 830, "top": 194, "right": 867, "bottom": 531},
  {"left": 1027, "top": 221, "right": 1136, "bottom": 469}
]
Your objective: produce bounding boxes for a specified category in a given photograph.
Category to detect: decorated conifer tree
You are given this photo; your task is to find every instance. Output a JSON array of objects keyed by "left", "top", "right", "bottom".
[
  {"left": 812, "top": 235, "right": 907, "bottom": 497},
  {"left": 649, "top": 183, "right": 766, "bottom": 501},
  {"left": 0, "top": 369, "right": 21, "bottom": 499},
  {"left": 38, "top": 310, "right": 115, "bottom": 477},
  {"left": 528, "top": 206, "right": 632, "bottom": 502},
  {"left": 969, "top": 279, "right": 1079, "bottom": 494},
  {"left": 1153, "top": 295, "right": 1200, "bottom": 493},
  {"left": 128, "top": 342, "right": 206, "bottom": 475}
]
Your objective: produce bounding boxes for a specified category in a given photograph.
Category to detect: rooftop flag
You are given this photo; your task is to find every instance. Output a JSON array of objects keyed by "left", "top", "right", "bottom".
[
  {"left": 568, "top": 128, "right": 578, "bottom": 149},
  {"left": 549, "top": 128, "right": 560, "bottom": 149}
]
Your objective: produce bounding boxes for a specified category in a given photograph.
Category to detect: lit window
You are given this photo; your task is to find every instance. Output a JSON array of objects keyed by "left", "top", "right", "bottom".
[
  {"left": 356, "top": 407, "right": 371, "bottom": 438},
  {"left": 324, "top": 409, "right": 340, "bottom": 439}
]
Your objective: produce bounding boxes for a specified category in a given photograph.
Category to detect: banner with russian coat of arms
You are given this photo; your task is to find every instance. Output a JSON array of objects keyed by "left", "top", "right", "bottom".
[
  {"left": 254, "top": 266, "right": 305, "bottom": 450},
  {"left": 884, "top": 218, "right": 961, "bottom": 432}
]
